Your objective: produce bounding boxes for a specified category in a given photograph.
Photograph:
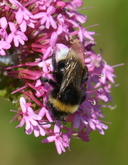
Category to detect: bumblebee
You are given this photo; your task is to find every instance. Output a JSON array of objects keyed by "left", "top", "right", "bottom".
[{"left": 42, "top": 39, "right": 88, "bottom": 122}]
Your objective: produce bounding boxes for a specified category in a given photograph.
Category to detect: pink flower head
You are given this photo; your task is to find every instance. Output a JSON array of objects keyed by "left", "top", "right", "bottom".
[
  {"left": 34, "top": 6, "right": 57, "bottom": 29},
  {"left": 0, "top": 17, "right": 7, "bottom": 29},
  {"left": 42, "top": 122, "right": 71, "bottom": 154},
  {"left": 0, "top": 0, "right": 122, "bottom": 154},
  {"left": 10, "top": 0, "right": 35, "bottom": 32},
  {"left": 0, "top": 17, "right": 8, "bottom": 40},
  {"left": 7, "top": 22, "right": 28, "bottom": 47},
  {"left": 0, "top": 41, "right": 11, "bottom": 55},
  {"left": 11, "top": 97, "right": 49, "bottom": 137}
]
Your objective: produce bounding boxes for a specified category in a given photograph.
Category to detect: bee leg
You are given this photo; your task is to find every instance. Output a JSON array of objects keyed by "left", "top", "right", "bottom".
[
  {"left": 82, "top": 66, "right": 89, "bottom": 82},
  {"left": 37, "top": 120, "right": 55, "bottom": 125},
  {"left": 41, "top": 77, "right": 57, "bottom": 87}
]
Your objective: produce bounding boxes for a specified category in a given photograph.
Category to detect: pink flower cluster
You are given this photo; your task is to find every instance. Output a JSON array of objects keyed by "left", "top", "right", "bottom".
[{"left": 0, "top": 0, "right": 119, "bottom": 154}]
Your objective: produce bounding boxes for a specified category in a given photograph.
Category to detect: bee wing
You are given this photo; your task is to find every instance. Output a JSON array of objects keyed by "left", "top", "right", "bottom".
[
  {"left": 58, "top": 49, "right": 83, "bottom": 95},
  {"left": 60, "top": 59, "right": 77, "bottom": 92}
]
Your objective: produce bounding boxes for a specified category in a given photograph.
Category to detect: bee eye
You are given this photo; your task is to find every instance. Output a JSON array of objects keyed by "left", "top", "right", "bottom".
[
  {"left": 59, "top": 67, "right": 65, "bottom": 72},
  {"left": 58, "top": 60, "right": 65, "bottom": 73}
]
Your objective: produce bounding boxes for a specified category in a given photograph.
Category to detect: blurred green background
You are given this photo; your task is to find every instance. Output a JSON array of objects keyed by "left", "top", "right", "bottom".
[{"left": 0, "top": 0, "right": 127, "bottom": 164}]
